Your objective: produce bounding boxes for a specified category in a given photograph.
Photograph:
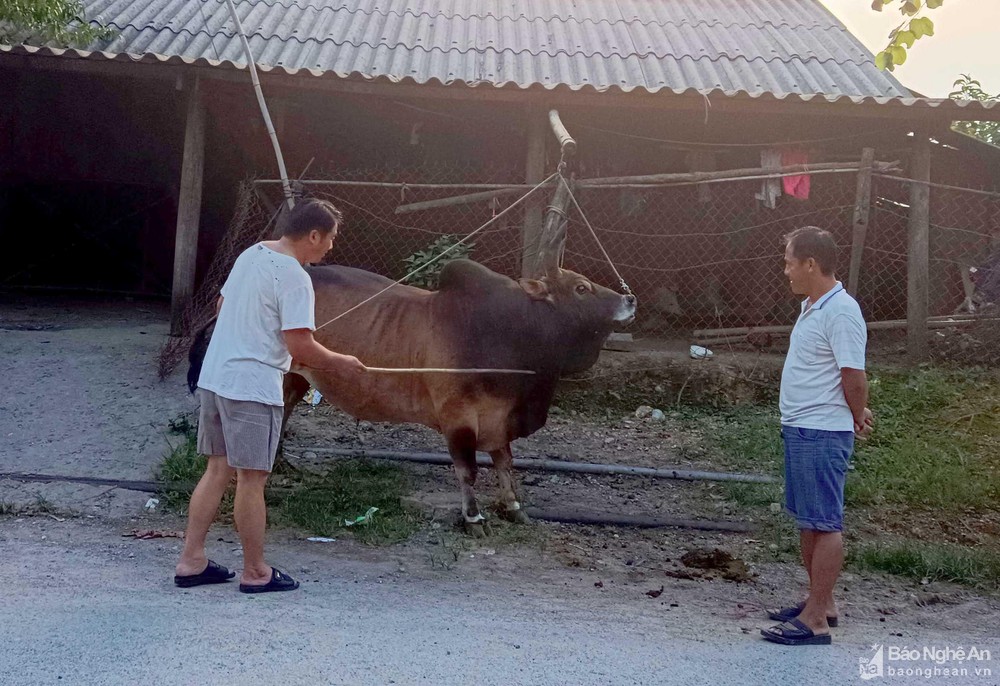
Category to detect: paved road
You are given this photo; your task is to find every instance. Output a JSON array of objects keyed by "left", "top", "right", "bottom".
[{"left": 2, "top": 520, "right": 996, "bottom": 686}]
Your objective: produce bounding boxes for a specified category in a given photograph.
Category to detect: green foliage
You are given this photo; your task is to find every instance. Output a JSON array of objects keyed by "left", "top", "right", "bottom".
[
  {"left": 268, "top": 460, "right": 422, "bottom": 545},
  {"left": 157, "top": 426, "right": 211, "bottom": 512},
  {"left": 157, "top": 417, "right": 421, "bottom": 545},
  {"left": 695, "top": 367, "right": 1000, "bottom": 512},
  {"left": 0, "top": 0, "right": 114, "bottom": 47},
  {"left": 851, "top": 541, "right": 1000, "bottom": 591},
  {"left": 401, "top": 235, "right": 475, "bottom": 290},
  {"left": 949, "top": 74, "right": 1000, "bottom": 147},
  {"left": 687, "top": 366, "right": 1000, "bottom": 587},
  {"left": 846, "top": 368, "right": 1000, "bottom": 509},
  {"left": 872, "top": 0, "right": 943, "bottom": 72}
]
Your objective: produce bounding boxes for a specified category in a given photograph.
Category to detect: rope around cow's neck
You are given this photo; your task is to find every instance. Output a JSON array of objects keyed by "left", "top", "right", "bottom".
[{"left": 313, "top": 170, "right": 561, "bottom": 333}]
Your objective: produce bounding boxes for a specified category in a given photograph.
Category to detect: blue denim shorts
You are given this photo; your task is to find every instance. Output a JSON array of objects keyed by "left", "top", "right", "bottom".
[{"left": 781, "top": 425, "right": 855, "bottom": 532}]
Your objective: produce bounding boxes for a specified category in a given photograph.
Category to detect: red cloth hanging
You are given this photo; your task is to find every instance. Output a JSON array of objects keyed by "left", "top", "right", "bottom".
[{"left": 781, "top": 149, "right": 811, "bottom": 200}]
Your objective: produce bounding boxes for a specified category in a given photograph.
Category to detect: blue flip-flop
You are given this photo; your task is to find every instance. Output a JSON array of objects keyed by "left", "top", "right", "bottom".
[
  {"left": 174, "top": 560, "right": 236, "bottom": 588},
  {"left": 761, "top": 618, "right": 832, "bottom": 646}
]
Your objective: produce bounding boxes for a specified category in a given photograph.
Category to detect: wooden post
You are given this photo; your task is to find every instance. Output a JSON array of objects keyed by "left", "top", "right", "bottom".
[
  {"left": 847, "top": 147, "right": 875, "bottom": 296},
  {"left": 170, "top": 76, "right": 206, "bottom": 335},
  {"left": 907, "top": 134, "right": 931, "bottom": 360},
  {"left": 521, "top": 105, "right": 546, "bottom": 277}
]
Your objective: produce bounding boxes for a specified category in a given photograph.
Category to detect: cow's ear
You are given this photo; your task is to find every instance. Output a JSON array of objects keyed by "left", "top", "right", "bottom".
[{"left": 517, "top": 278, "right": 553, "bottom": 302}]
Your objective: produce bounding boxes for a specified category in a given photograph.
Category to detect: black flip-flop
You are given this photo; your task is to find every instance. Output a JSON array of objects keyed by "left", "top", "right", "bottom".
[
  {"left": 239, "top": 567, "right": 300, "bottom": 594},
  {"left": 766, "top": 601, "right": 839, "bottom": 627},
  {"left": 761, "top": 618, "right": 832, "bottom": 646},
  {"left": 174, "top": 560, "right": 236, "bottom": 588}
]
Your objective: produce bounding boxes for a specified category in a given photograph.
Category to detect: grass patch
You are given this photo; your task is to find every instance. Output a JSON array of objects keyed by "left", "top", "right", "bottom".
[
  {"left": 684, "top": 367, "right": 1000, "bottom": 513},
  {"left": 848, "top": 367, "right": 1000, "bottom": 509},
  {"left": 676, "top": 366, "right": 1000, "bottom": 587},
  {"left": 158, "top": 419, "right": 421, "bottom": 545},
  {"left": 268, "top": 461, "right": 422, "bottom": 545},
  {"left": 851, "top": 541, "right": 1000, "bottom": 592},
  {"left": 158, "top": 428, "right": 215, "bottom": 513}
]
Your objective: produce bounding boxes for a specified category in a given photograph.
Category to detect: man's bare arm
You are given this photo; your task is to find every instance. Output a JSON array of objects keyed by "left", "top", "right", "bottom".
[
  {"left": 283, "top": 329, "right": 366, "bottom": 376},
  {"left": 841, "top": 367, "right": 872, "bottom": 437}
]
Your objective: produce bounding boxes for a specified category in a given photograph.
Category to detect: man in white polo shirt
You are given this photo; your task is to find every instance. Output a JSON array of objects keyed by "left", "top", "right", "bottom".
[
  {"left": 174, "top": 199, "right": 365, "bottom": 594},
  {"left": 762, "top": 226, "right": 873, "bottom": 646}
]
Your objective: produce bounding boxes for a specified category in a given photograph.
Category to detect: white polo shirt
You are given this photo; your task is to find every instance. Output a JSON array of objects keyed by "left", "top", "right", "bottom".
[
  {"left": 779, "top": 282, "right": 867, "bottom": 431},
  {"left": 198, "top": 244, "right": 316, "bottom": 407}
]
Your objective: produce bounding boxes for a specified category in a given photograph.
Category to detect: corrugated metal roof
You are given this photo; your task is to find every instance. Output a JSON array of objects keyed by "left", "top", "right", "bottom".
[{"left": 63, "top": 0, "right": 913, "bottom": 98}]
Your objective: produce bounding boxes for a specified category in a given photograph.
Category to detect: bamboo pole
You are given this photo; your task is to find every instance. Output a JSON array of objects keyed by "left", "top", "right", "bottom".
[
  {"left": 394, "top": 186, "right": 534, "bottom": 215},
  {"left": 223, "top": 0, "right": 294, "bottom": 209},
  {"left": 582, "top": 160, "right": 897, "bottom": 187},
  {"left": 548, "top": 109, "right": 577, "bottom": 158},
  {"left": 534, "top": 177, "right": 573, "bottom": 276},
  {"left": 257, "top": 160, "right": 899, "bottom": 193},
  {"left": 366, "top": 367, "right": 535, "bottom": 375}
]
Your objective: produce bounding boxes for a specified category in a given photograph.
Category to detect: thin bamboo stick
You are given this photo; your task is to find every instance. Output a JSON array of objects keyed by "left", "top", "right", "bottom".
[
  {"left": 223, "top": 0, "right": 293, "bottom": 209},
  {"left": 366, "top": 367, "right": 535, "bottom": 375}
]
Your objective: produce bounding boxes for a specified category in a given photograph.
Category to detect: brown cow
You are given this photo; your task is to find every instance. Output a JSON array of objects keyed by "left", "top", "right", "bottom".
[{"left": 192, "top": 259, "right": 636, "bottom": 536}]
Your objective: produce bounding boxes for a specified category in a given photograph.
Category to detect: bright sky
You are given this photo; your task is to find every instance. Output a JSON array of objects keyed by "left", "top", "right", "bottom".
[{"left": 822, "top": 0, "right": 1000, "bottom": 97}]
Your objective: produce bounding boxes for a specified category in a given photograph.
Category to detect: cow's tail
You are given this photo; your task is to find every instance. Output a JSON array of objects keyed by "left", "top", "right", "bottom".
[{"left": 187, "top": 317, "right": 217, "bottom": 394}]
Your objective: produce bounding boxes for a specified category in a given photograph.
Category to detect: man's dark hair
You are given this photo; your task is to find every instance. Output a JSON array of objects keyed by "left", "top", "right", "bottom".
[
  {"left": 784, "top": 226, "right": 837, "bottom": 276},
  {"left": 280, "top": 199, "right": 343, "bottom": 238}
]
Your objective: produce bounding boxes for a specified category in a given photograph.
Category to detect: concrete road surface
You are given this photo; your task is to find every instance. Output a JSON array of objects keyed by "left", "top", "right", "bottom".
[{"left": 1, "top": 518, "right": 996, "bottom": 686}]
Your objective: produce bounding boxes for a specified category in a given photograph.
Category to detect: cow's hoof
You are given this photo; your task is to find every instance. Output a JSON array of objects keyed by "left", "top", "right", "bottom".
[
  {"left": 509, "top": 509, "right": 532, "bottom": 525},
  {"left": 497, "top": 506, "right": 531, "bottom": 524},
  {"left": 464, "top": 520, "right": 493, "bottom": 538}
]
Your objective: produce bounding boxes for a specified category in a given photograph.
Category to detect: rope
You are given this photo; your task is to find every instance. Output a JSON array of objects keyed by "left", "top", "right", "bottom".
[
  {"left": 314, "top": 170, "right": 560, "bottom": 331},
  {"left": 560, "top": 176, "right": 633, "bottom": 295}
]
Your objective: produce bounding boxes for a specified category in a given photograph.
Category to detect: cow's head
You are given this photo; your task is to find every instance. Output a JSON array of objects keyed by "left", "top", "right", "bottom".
[{"left": 518, "top": 268, "right": 637, "bottom": 374}]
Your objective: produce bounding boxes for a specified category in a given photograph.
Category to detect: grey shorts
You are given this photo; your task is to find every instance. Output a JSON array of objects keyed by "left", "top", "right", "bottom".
[{"left": 196, "top": 389, "right": 283, "bottom": 472}]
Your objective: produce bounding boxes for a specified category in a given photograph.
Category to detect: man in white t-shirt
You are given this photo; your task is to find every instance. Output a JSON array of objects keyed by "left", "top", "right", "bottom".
[
  {"left": 174, "top": 199, "right": 365, "bottom": 594},
  {"left": 761, "top": 226, "right": 873, "bottom": 646}
]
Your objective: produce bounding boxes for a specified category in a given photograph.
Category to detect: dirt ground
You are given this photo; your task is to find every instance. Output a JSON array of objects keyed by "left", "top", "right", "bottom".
[
  {"left": 2, "top": 295, "right": 998, "bottom": 649},
  {"left": 0, "top": 295, "right": 193, "bottom": 508}
]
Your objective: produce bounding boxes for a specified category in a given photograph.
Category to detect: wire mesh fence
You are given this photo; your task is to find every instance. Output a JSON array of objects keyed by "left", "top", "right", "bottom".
[
  {"left": 159, "top": 161, "right": 1000, "bottom": 375},
  {"left": 862, "top": 175, "right": 1000, "bottom": 364}
]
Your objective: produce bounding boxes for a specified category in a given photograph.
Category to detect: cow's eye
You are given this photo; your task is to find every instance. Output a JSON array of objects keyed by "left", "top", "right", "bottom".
[{"left": 575, "top": 283, "right": 590, "bottom": 295}]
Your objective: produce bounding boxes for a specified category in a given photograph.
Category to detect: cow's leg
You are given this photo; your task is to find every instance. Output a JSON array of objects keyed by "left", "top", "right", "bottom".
[
  {"left": 489, "top": 445, "right": 530, "bottom": 525},
  {"left": 446, "top": 427, "right": 491, "bottom": 538},
  {"left": 282, "top": 372, "right": 311, "bottom": 434},
  {"left": 273, "top": 373, "right": 311, "bottom": 473}
]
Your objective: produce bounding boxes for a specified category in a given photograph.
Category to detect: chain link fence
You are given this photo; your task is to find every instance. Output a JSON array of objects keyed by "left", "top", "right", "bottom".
[
  {"left": 159, "top": 162, "right": 1000, "bottom": 374},
  {"left": 862, "top": 175, "right": 1000, "bottom": 364}
]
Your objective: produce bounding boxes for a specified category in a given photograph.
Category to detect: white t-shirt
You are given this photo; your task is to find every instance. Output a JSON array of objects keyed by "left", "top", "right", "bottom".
[
  {"left": 198, "top": 243, "right": 315, "bottom": 406},
  {"left": 779, "top": 282, "right": 867, "bottom": 431}
]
